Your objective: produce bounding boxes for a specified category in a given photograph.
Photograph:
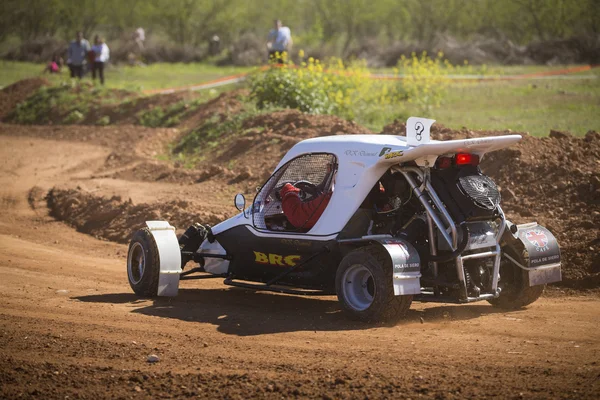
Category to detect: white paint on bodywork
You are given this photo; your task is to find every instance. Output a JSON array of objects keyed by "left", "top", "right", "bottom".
[
  {"left": 211, "top": 121, "right": 521, "bottom": 237},
  {"left": 198, "top": 239, "right": 230, "bottom": 274},
  {"left": 145, "top": 221, "right": 182, "bottom": 296}
]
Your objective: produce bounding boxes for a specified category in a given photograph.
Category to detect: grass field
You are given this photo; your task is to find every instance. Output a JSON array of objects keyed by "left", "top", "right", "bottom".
[
  {"left": 409, "top": 78, "right": 600, "bottom": 136},
  {"left": 1, "top": 61, "right": 598, "bottom": 136},
  {"left": 0, "top": 61, "right": 255, "bottom": 91}
]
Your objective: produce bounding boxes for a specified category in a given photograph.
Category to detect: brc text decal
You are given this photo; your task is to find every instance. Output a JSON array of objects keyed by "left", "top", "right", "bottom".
[
  {"left": 379, "top": 147, "right": 404, "bottom": 159},
  {"left": 254, "top": 251, "right": 301, "bottom": 267}
]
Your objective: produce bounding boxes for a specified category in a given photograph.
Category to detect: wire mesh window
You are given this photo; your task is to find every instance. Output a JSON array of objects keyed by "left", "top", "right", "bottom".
[{"left": 252, "top": 153, "right": 337, "bottom": 233}]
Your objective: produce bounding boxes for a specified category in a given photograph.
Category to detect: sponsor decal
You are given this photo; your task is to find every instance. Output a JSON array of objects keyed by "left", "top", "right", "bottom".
[
  {"left": 394, "top": 263, "right": 420, "bottom": 273},
  {"left": 254, "top": 251, "right": 301, "bottom": 267},
  {"left": 524, "top": 229, "right": 549, "bottom": 252},
  {"left": 384, "top": 151, "right": 403, "bottom": 159},
  {"left": 344, "top": 150, "right": 378, "bottom": 157},
  {"left": 379, "top": 147, "right": 392, "bottom": 157},
  {"left": 280, "top": 239, "right": 312, "bottom": 247},
  {"left": 379, "top": 147, "right": 404, "bottom": 159},
  {"left": 530, "top": 254, "right": 560, "bottom": 265},
  {"left": 463, "top": 138, "right": 493, "bottom": 147}
]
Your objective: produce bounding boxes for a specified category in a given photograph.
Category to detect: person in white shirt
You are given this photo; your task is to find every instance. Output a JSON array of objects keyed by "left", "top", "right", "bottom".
[
  {"left": 134, "top": 27, "right": 145, "bottom": 51},
  {"left": 91, "top": 35, "right": 110, "bottom": 85},
  {"left": 267, "top": 19, "right": 292, "bottom": 64}
]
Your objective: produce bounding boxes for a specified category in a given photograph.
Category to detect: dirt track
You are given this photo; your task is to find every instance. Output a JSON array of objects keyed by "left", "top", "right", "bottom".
[{"left": 1, "top": 126, "right": 599, "bottom": 399}]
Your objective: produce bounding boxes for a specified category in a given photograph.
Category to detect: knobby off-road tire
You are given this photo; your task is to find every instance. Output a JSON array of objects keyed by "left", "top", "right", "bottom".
[
  {"left": 488, "top": 248, "right": 544, "bottom": 310},
  {"left": 336, "top": 245, "right": 412, "bottom": 323},
  {"left": 127, "top": 228, "right": 160, "bottom": 297}
]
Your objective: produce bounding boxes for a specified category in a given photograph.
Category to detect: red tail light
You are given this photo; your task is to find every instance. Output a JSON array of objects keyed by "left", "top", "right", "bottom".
[{"left": 455, "top": 153, "right": 479, "bottom": 166}]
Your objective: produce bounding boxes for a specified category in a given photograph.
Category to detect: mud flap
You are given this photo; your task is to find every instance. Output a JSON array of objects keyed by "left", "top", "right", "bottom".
[
  {"left": 504, "top": 222, "right": 561, "bottom": 286},
  {"left": 377, "top": 238, "right": 422, "bottom": 295},
  {"left": 146, "top": 221, "right": 182, "bottom": 296}
]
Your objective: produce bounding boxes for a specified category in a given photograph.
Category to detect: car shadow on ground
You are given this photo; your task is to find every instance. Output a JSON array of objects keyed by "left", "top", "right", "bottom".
[{"left": 74, "top": 288, "right": 511, "bottom": 336}]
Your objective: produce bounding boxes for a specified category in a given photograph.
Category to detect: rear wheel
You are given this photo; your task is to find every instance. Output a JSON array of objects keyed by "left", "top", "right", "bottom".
[
  {"left": 127, "top": 228, "right": 160, "bottom": 297},
  {"left": 336, "top": 245, "right": 412, "bottom": 323},
  {"left": 488, "top": 248, "right": 544, "bottom": 309}
]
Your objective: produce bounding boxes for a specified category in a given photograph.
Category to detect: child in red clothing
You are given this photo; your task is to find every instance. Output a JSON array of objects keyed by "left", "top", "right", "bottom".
[{"left": 44, "top": 55, "right": 62, "bottom": 74}]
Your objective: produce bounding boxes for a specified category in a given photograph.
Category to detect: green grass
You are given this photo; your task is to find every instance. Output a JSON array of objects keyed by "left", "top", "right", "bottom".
[
  {"left": 0, "top": 61, "right": 255, "bottom": 91},
  {"left": 401, "top": 78, "right": 600, "bottom": 136},
  {"left": 351, "top": 76, "right": 600, "bottom": 136},
  {"left": 376, "top": 64, "right": 599, "bottom": 76}
]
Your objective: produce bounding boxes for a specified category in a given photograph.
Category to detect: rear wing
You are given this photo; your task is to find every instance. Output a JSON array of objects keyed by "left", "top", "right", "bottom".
[{"left": 382, "top": 117, "right": 521, "bottom": 167}]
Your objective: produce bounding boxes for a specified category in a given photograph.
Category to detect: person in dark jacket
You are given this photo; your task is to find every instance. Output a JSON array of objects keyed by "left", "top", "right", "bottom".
[{"left": 67, "top": 31, "right": 90, "bottom": 79}]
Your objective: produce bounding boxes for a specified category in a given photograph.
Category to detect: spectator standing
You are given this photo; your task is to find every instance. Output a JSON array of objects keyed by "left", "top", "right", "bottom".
[
  {"left": 134, "top": 27, "right": 145, "bottom": 51},
  {"left": 267, "top": 19, "right": 292, "bottom": 63},
  {"left": 91, "top": 35, "right": 110, "bottom": 85},
  {"left": 209, "top": 34, "right": 221, "bottom": 56},
  {"left": 67, "top": 31, "right": 90, "bottom": 79}
]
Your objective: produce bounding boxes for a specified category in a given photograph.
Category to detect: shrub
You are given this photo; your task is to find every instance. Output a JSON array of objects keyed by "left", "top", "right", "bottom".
[
  {"left": 250, "top": 55, "right": 452, "bottom": 124},
  {"left": 397, "top": 52, "right": 453, "bottom": 113},
  {"left": 248, "top": 53, "right": 456, "bottom": 130},
  {"left": 96, "top": 115, "right": 110, "bottom": 126},
  {"left": 63, "top": 110, "right": 84, "bottom": 124},
  {"left": 138, "top": 107, "right": 166, "bottom": 127},
  {"left": 249, "top": 58, "right": 335, "bottom": 115}
]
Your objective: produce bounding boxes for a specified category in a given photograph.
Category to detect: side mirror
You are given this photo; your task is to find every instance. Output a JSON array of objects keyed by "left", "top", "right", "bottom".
[{"left": 234, "top": 193, "right": 247, "bottom": 217}]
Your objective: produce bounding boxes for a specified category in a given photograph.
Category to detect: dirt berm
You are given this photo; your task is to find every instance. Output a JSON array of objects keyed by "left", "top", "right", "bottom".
[{"left": 0, "top": 77, "right": 48, "bottom": 119}]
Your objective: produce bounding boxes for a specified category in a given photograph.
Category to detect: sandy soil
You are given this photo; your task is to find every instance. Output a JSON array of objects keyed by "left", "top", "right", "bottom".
[{"left": 1, "top": 128, "right": 599, "bottom": 399}]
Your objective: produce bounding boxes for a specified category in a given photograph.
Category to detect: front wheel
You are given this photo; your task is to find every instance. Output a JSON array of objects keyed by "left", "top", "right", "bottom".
[
  {"left": 127, "top": 228, "right": 160, "bottom": 297},
  {"left": 336, "top": 245, "right": 412, "bottom": 323},
  {"left": 488, "top": 248, "right": 544, "bottom": 309}
]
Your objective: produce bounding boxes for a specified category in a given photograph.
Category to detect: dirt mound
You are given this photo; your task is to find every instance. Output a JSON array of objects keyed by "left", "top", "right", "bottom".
[
  {"left": 201, "top": 109, "right": 373, "bottom": 182},
  {"left": 383, "top": 120, "right": 600, "bottom": 288},
  {"left": 86, "top": 91, "right": 192, "bottom": 126},
  {"left": 0, "top": 123, "right": 179, "bottom": 155},
  {"left": 485, "top": 131, "right": 600, "bottom": 288},
  {"left": 243, "top": 109, "right": 372, "bottom": 137},
  {"left": 98, "top": 89, "right": 245, "bottom": 129},
  {"left": 107, "top": 161, "right": 239, "bottom": 185},
  {"left": 46, "top": 187, "right": 229, "bottom": 243},
  {"left": 180, "top": 89, "right": 247, "bottom": 129},
  {"left": 0, "top": 78, "right": 49, "bottom": 119},
  {"left": 84, "top": 89, "right": 245, "bottom": 130},
  {"left": 1, "top": 78, "right": 244, "bottom": 131}
]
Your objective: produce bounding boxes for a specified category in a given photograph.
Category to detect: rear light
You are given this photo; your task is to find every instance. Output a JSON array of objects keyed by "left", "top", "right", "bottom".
[
  {"left": 455, "top": 153, "right": 480, "bottom": 166},
  {"left": 436, "top": 156, "right": 452, "bottom": 169}
]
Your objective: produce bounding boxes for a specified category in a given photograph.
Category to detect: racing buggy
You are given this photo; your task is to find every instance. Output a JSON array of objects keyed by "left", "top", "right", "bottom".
[{"left": 126, "top": 117, "right": 561, "bottom": 322}]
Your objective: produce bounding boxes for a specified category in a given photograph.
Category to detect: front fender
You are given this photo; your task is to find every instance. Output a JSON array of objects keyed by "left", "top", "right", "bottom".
[{"left": 146, "top": 221, "right": 182, "bottom": 296}]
